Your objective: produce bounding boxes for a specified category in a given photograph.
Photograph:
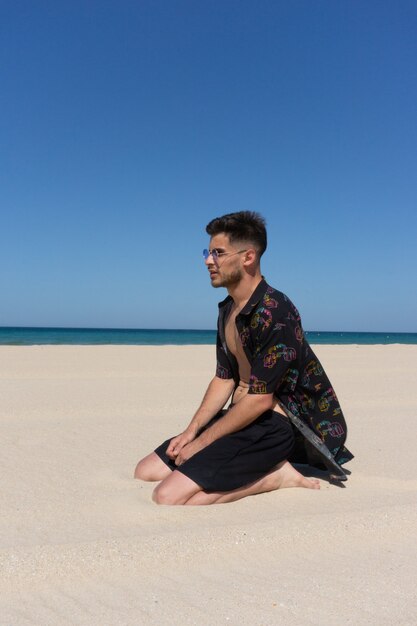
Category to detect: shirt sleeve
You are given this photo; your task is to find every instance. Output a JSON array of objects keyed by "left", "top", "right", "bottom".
[
  {"left": 247, "top": 313, "right": 300, "bottom": 395},
  {"left": 215, "top": 330, "right": 234, "bottom": 380}
]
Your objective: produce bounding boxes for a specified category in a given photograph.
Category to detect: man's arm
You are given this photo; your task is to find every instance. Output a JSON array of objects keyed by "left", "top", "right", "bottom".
[
  {"left": 175, "top": 392, "right": 274, "bottom": 465},
  {"left": 188, "top": 375, "right": 236, "bottom": 433},
  {"left": 166, "top": 376, "right": 235, "bottom": 459}
]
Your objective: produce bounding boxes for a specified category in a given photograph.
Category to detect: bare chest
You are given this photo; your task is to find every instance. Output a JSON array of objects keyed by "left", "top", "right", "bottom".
[{"left": 224, "top": 310, "right": 251, "bottom": 384}]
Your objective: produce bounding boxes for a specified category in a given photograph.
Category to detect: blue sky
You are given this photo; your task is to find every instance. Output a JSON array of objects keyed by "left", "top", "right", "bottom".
[{"left": 1, "top": 0, "right": 416, "bottom": 331}]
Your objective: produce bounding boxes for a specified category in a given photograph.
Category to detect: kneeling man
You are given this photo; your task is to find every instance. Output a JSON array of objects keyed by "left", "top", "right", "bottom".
[{"left": 134, "top": 211, "right": 353, "bottom": 505}]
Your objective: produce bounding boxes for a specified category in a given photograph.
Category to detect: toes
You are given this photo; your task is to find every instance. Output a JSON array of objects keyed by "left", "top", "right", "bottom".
[{"left": 301, "top": 476, "right": 320, "bottom": 489}]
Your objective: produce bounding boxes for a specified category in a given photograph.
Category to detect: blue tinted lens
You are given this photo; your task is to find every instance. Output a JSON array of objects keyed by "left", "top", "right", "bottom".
[{"left": 203, "top": 249, "right": 219, "bottom": 263}]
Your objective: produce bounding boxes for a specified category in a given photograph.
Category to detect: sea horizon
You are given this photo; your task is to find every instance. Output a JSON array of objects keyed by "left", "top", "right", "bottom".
[{"left": 1, "top": 326, "right": 416, "bottom": 346}]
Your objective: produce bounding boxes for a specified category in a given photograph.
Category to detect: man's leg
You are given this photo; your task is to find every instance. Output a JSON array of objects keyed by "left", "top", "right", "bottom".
[
  {"left": 136, "top": 457, "right": 319, "bottom": 505},
  {"left": 185, "top": 460, "right": 320, "bottom": 505},
  {"left": 152, "top": 470, "right": 202, "bottom": 505},
  {"left": 134, "top": 453, "right": 204, "bottom": 504},
  {"left": 134, "top": 452, "right": 172, "bottom": 481}
]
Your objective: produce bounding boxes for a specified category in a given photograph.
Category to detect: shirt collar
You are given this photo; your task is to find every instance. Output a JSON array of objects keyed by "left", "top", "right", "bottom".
[{"left": 218, "top": 278, "right": 269, "bottom": 315}]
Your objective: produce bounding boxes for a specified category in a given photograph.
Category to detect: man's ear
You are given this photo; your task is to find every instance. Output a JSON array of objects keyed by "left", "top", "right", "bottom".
[{"left": 243, "top": 248, "right": 258, "bottom": 266}]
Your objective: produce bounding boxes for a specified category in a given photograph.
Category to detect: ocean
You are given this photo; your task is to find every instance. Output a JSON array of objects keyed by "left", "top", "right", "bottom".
[{"left": 1, "top": 327, "right": 416, "bottom": 346}]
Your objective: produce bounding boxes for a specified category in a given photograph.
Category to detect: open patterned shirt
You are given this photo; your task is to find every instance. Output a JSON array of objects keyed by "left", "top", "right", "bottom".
[{"left": 216, "top": 279, "right": 353, "bottom": 466}]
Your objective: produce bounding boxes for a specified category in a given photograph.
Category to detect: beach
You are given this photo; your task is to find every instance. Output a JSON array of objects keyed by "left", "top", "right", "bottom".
[{"left": 1, "top": 344, "right": 416, "bottom": 626}]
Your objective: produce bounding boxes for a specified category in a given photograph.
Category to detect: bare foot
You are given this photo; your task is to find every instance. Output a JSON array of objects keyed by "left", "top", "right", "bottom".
[{"left": 262, "top": 461, "right": 320, "bottom": 491}]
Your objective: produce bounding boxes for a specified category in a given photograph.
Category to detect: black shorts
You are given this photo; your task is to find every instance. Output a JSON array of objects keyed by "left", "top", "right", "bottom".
[{"left": 154, "top": 409, "right": 295, "bottom": 492}]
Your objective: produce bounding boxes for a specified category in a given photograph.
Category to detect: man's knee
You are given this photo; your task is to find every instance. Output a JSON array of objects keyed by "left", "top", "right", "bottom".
[
  {"left": 134, "top": 457, "right": 158, "bottom": 481},
  {"left": 134, "top": 459, "right": 147, "bottom": 480},
  {"left": 151, "top": 469, "right": 202, "bottom": 505},
  {"left": 134, "top": 452, "right": 172, "bottom": 481},
  {"left": 152, "top": 473, "right": 200, "bottom": 505},
  {"left": 152, "top": 483, "right": 181, "bottom": 505}
]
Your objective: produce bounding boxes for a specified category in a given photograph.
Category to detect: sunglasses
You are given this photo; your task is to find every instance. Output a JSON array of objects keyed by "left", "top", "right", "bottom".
[{"left": 203, "top": 248, "right": 247, "bottom": 266}]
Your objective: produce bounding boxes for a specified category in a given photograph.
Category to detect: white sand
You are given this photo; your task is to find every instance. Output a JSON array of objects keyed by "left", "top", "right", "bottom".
[{"left": 1, "top": 345, "right": 416, "bottom": 626}]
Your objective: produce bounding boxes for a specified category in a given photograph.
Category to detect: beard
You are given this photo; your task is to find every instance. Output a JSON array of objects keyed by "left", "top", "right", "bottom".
[{"left": 211, "top": 266, "right": 243, "bottom": 288}]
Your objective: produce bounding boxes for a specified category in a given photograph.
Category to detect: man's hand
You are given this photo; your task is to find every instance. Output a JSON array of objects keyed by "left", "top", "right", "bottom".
[
  {"left": 174, "top": 438, "right": 205, "bottom": 466},
  {"left": 166, "top": 429, "right": 196, "bottom": 460}
]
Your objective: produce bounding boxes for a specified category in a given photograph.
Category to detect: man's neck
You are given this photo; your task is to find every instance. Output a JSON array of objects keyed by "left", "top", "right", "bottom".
[{"left": 227, "top": 273, "right": 263, "bottom": 310}]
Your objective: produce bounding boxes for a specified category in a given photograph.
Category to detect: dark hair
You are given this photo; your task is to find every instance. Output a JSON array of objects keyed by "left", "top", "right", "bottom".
[{"left": 205, "top": 211, "right": 267, "bottom": 257}]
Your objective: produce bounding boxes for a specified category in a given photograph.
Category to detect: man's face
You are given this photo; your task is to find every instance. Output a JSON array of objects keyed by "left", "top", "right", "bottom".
[{"left": 205, "top": 233, "right": 245, "bottom": 288}]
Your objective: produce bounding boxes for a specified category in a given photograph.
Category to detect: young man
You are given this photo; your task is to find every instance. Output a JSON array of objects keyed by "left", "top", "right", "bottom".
[{"left": 134, "top": 211, "right": 353, "bottom": 505}]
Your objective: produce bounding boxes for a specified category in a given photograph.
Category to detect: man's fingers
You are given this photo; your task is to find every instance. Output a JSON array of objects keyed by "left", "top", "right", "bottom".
[
  {"left": 167, "top": 445, "right": 178, "bottom": 459},
  {"left": 167, "top": 436, "right": 181, "bottom": 455},
  {"left": 167, "top": 432, "right": 192, "bottom": 461}
]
